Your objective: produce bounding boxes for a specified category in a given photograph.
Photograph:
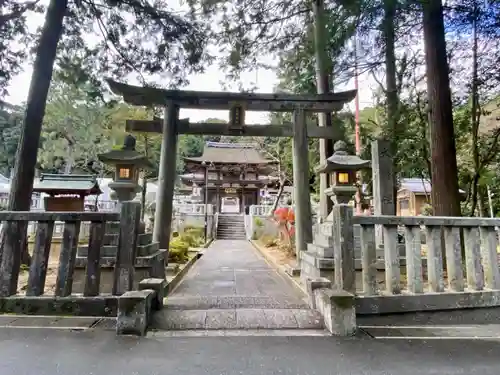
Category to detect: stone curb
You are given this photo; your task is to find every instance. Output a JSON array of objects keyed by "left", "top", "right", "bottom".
[
  {"left": 203, "top": 237, "right": 214, "bottom": 248},
  {"left": 165, "top": 251, "right": 203, "bottom": 296},
  {"left": 249, "top": 240, "right": 307, "bottom": 297}
]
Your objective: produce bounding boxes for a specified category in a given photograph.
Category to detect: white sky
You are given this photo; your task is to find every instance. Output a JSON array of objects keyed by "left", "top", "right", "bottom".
[{"left": 5, "top": 1, "right": 376, "bottom": 124}]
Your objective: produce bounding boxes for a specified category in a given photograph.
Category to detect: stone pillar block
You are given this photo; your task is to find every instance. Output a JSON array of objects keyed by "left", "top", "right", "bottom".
[
  {"left": 371, "top": 140, "right": 395, "bottom": 247},
  {"left": 306, "top": 277, "right": 332, "bottom": 309},
  {"left": 139, "top": 278, "right": 166, "bottom": 311},
  {"left": 149, "top": 250, "right": 167, "bottom": 280},
  {"left": 116, "top": 289, "right": 155, "bottom": 336},
  {"left": 315, "top": 289, "right": 356, "bottom": 336}
]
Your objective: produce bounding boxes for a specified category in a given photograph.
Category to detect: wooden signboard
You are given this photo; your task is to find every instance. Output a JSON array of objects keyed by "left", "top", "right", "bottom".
[{"left": 229, "top": 102, "right": 245, "bottom": 131}]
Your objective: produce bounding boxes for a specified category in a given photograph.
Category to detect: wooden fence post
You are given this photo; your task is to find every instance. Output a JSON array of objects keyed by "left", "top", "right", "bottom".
[
  {"left": 83, "top": 220, "right": 106, "bottom": 296},
  {"left": 113, "top": 201, "right": 141, "bottom": 295},
  {"left": 0, "top": 221, "right": 28, "bottom": 297},
  {"left": 332, "top": 204, "right": 355, "bottom": 293},
  {"left": 55, "top": 221, "right": 81, "bottom": 296}
]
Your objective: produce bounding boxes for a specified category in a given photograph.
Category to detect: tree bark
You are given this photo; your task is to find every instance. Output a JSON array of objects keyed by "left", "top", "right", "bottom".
[
  {"left": 422, "top": 0, "right": 461, "bottom": 217},
  {"left": 8, "top": 0, "right": 67, "bottom": 210},
  {"left": 0, "top": 0, "right": 68, "bottom": 264},
  {"left": 383, "top": 0, "right": 398, "bottom": 213},
  {"left": 312, "top": 0, "right": 334, "bottom": 220},
  {"left": 470, "top": 2, "right": 481, "bottom": 217},
  {"left": 269, "top": 178, "right": 286, "bottom": 216}
]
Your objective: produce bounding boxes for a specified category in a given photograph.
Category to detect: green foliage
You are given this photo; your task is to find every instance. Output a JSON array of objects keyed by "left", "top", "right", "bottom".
[
  {"left": 168, "top": 237, "right": 190, "bottom": 263},
  {"left": 0, "top": 103, "right": 22, "bottom": 175},
  {"left": 14, "top": 76, "right": 210, "bottom": 179},
  {"left": 260, "top": 235, "right": 279, "bottom": 248},
  {"left": 186, "top": 227, "right": 205, "bottom": 237},
  {"left": 0, "top": 1, "right": 43, "bottom": 97},
  {"left": 39, "top": 78, "right": 125, "bottom": 173},
  {"left": 169, "top": 227, "right": 204, "bottom": 263},
  {"left": 176, "top": 135, "right": 204, "bottom": 177},
  {"left": 52, "top": 0, "right": 211, "bottom": 98},
  {"left": 253, "top": 217, "right": 264, "bottom": 227}
]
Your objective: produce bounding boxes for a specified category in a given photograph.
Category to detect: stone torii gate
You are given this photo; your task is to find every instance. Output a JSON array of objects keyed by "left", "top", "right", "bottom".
[{"left": 107, "top": 79, "right": 356, "bottom": 260}]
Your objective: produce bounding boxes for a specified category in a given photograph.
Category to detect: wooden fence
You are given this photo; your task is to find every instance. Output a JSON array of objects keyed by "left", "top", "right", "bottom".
[{"left": 0, "top": 201, "right": 145, "bottom": 316}]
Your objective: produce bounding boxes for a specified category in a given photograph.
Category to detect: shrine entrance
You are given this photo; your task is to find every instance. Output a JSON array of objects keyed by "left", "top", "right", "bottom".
[
  {"left": 221, "top": 196, "right": 239, "bottom": 214},
  {"left": 107, "top": 79, "right": 356, "bottom": 260}
]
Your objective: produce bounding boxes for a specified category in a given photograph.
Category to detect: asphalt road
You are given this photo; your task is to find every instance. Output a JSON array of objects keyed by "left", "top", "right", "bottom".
[{"left": 1, "top": 328, "right": 500, "bottom": 375}]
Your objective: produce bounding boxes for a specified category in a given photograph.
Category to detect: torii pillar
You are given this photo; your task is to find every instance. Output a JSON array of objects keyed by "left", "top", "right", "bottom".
[
  {"left": 153, "top": 102, "right": 179, "bottom": 251},
  {"left": 292, "top": 108, "right": 313, "bottom": 263}
]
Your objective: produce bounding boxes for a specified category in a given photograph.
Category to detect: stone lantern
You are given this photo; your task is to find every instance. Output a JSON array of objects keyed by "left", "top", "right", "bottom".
[
  {"left": 315, "top": 140, "right": 370, "bottom": 220},
  {"left": 98, "top": 134, "right": 154, "bottom": 208}
]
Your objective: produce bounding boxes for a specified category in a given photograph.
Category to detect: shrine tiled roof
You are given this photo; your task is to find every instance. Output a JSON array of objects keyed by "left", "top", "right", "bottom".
[
  {"left": 179, "top": 172, "right": 278, "bottom": 182},
  {"left": 399, "top": 178, "right": 465, "bottom": 194},
  {"left": 184, "top": 142, "right": 274, "bottom": 164},
  {"left": 33, "top": 174, "right": 102, "bottom": 196}
]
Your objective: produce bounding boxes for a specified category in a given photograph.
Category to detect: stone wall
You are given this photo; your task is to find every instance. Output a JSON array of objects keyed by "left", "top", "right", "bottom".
[
  {"left": 172, "top": 213, "right": 216, "bottom": 238},
  {"left": 246, "top": 215, "right": 279, "bottom": 240}
]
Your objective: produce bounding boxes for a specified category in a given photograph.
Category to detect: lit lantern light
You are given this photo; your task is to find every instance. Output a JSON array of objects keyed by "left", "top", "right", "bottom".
[
  {"left": 315, "top": 140, "right": 371, "bottom": 219},
  {"left": 337, "top": 172, "right": 350, "bottom": 184},
  {"left": 118, "top": 166, "right": 132, "bottom": 180}
]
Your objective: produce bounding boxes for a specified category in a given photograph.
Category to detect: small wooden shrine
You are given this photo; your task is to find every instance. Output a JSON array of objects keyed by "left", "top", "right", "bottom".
[{"left": 33, "top": 174, "right": 102, "bottom": 212}]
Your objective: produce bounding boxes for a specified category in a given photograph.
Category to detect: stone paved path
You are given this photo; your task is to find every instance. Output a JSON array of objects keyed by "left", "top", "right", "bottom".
[{"left": 151, "top": 240, "right": 324, "bottom": 331}]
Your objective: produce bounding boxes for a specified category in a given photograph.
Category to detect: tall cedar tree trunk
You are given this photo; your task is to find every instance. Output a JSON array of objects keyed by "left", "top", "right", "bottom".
[
  {"left": 470, "top": 3, "right": 481, "bottom": 216},
  {"left": 313, "top": 0, "right": 334, "bottom": 219},
  {"left": 422, "top": 0, "right": 461, "bottom": 217},
  {"left": 0, "top": 0, "right": 68, "bottom": 265},
  {"left": 383, "top": 0, "right": 398, "bottom": 214}
]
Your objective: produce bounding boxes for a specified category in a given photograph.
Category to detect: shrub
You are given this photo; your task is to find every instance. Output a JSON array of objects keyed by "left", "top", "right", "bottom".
[
  {"left": 253, "top": 217, "right": 264, "bottom": 227},
  {"left": 169, "top": 237, "right": 189, "bottom": 263},
  {"left": 183, "top": 225, "right": 204, "bottom": 238},
  {"left": 181, "top": 225, "right": 204, "bottom": 246},
  {"left": 260, "top": 234, "right": 279, "bottom": 248},
  {"left": 421, "top": 204, "right": 433, "bottom": 216},
  {"left": 179, "top": 232, "right": 203, "bottom": 247}
]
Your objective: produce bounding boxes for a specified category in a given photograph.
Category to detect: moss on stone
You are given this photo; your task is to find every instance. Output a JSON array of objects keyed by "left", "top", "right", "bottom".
[{"left": 331, "top": 294, "right": 354, "bottom": 309}]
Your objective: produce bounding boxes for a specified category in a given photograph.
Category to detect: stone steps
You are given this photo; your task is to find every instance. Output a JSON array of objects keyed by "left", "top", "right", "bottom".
[
  {"left": 216, "top": 216, "right": 246, "bottom": 239},
  {"left": 217, "top": 234, "right": 247, "bottom": 240},
  {"left": 217, "top": 227, "right": 246, "bottom": 233},
  {"left": 150, "top": 308, "right": 324, "bottom": 331},
  {"left": 306, "top": 243, "right": 334, "bottom": 258},
  {"left": 77, "top": 241, "right": 159, "bottom": 258},
  {"left": 103, "top": 232, "right": 152, "bottom": 246},
  {"left": 217, "top": 222, "right": 245, "bottom": 227},
  {"left": 217, "top": 229, "right": 246, "bottom": 235},
  {"left": 165, "top": 295, "right": 309, "bottom": 310},
  {"left": 313, "top": 232, "right": 334, "bottom": 248}
]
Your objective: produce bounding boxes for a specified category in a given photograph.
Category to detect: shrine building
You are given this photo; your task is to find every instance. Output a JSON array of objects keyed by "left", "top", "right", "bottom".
[{"left": 179, "top": 142, "right": 280, "bottom": 213}]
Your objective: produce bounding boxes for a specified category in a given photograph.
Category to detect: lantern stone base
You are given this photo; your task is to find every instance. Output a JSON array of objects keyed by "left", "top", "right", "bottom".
[
  {"left": 300, "top": 249, "right": 335, "bottom": 285},
  {"left": 75, "top": 222, "right": 165, "bottom": 293},
  {"left": 300, "top": 221, "right": 337, "bottom": 285},
  {"left": 322, "top": 187, "right": 357, "bottom": 222}
]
